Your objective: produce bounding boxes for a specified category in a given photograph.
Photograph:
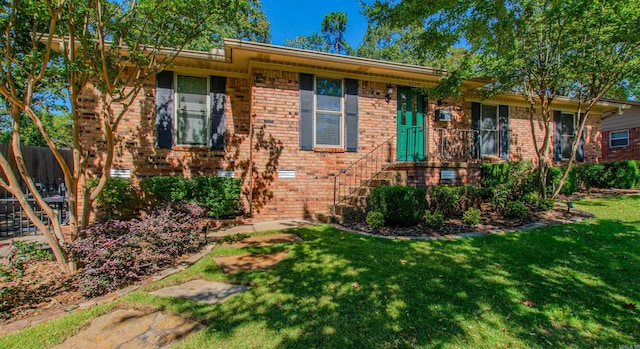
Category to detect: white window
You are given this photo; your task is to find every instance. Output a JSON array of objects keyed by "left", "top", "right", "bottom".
[
  {"left": 315, "top": 77, "right": 343, "bottom": 148},
  {"left": 610, "top": 130, "right": 629, "bottom": 148},
  {"left": 561, "top": 113, "right": 575, "bottom": 159},
  {"left": 480, "top": 104, "right": 498, "bottom": 156},
  {"left": 175, "top": 75, "right": 209, "bottom": 146}
]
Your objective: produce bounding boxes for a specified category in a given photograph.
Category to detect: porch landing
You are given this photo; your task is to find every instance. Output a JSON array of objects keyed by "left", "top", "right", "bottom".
[{"left": 385, "top": 161, "right": 482, "bottom": 187}]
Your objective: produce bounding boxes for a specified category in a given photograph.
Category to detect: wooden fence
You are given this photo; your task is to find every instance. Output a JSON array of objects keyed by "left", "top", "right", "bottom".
[{"left": 0, "top": 144, "right": 73, "bottom": 236}]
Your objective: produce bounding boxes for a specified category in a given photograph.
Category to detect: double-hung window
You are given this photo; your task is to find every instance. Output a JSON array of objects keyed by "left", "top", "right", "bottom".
[
  {"left": 610, "top": 130, "right": 629, "bottom": 148},
  {"left": 315, "top": 77, "right": 343, "bottom": 148},
  {"left": 480, "top": 104, "right": 498, "bottom": 157},
  {"left": 561, "top": 113, "right": 575, "bottom": 159},
  {"left": 175, "top": 75, "right": 209, "bottom": 146}
]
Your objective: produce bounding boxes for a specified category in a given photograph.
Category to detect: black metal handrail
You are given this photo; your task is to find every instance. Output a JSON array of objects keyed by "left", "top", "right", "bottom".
[
  {"left": 331, "top": 127, "right": 488, "bottom": 217},
  {"left": 332, "top": 134, "right": 397, "bottom": 215}
]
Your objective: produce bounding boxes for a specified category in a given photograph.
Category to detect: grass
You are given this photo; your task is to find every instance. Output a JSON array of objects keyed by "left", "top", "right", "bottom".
[{"left": 2, "top": 195, "right": 640, "bottom": 348}]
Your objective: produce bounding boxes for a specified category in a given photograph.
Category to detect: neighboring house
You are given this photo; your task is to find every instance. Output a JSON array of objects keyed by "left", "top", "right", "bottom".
[
  {"left": 601, "top": 103, "right": 640, "bottom": 161},
  {"left": 69, "top": 39, "right": 624, "bottom": 221}
]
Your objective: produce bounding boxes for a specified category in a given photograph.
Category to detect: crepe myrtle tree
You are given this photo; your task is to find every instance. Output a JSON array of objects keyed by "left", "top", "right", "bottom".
[
  {"left": 366, "top": 0, "right": 639, "bottom": 197},
  {"left": 0, "top": 0, "right": 252, "bottom": 273}
]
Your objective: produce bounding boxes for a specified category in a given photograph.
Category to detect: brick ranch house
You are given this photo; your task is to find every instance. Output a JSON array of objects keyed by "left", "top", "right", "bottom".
[
  {"left": 74, "top": 39, "right": 626, "bottom": 222},
  {"left": 601, "top": 102, "right": 640, "bottom": 161}
]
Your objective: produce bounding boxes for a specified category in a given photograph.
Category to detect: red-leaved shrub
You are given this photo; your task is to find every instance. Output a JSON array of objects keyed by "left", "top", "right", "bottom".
[{"left": 70, "top": 202, "right": 206, "bottom": 297}]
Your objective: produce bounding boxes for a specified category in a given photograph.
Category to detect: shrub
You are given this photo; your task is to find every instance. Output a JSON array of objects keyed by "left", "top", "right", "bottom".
[
  {"left": 366, "top": 211, "right": 385, "bottom": 228},
  {"left": 545, "top": 166, "right": 563, "bottom": 195},
  {"left": 560, "top": 166, "right": 579, "bottom": 195},
  {"left": 577, "top": 163, "right": 605, "bottom": 190},
  {"left": 91, "top": 178, "right": 142, "bottom": 220},
  {"left": 368, "top": 186, "right": 426, "bottom": 227},
  {"left": 141, "top": 176, "right": 243, "bottom": 218},
  {"left": 482, "top": 161, "right": 535, "bottom": 207},
  {"left": 140, "top": 176, "right": 188, "bottom": 203},
  {"left": 537, "top": 198, "right": 556, "bottom": 212},
  {"left": 462, "top": 207, "right": 481, "bottom": 227},
  {"left": 460, "top": 185, "right": 484, "bottom": 209},
  {"left": 503, "top": 201, "right": 529, "bottom": 219},
  {"left": 70, "top": 202, "right": 206, "bottom": 298},
  {"left": 424, "top": 210, "right": 445, "bottom": 228},
  {"left": 521, "top": 192, "right": 555, "bottom": 212},
  {"left": 427, "top": 185, "right": 462, "bottom": 218},
  {"left": 602, "top": 160, "right": 639, "bottom": 189},
  {"left": 190, "top": 176, "right": 243, "bottom": 218}
]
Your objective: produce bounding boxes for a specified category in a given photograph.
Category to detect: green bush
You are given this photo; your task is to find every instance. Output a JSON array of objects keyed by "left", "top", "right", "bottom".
[
  {"left": 140, "top": 176, "right": 188, "bottom": 203},
  {"left": 91, "top": 178, "right": 141, "bottom": 220},
  {"left": 577, "top": 163, "right": 604, "bottom": 189},
  {"left": 537, "top": 198, "right": 556, "bottom": 212},
  {"left": 503, "top": 201, "right": 529, "bottom": 219},
  {"left": 141, "top": 176, "right": 243, "bottom": 218},
  {"left": 427, "top": 185, "right": 462, "bottom": 218},
  {"left": 462, "top": 207, "right": 481, "bottom": 227},
  {"left": 560, "top": 166, "right": 579, "bottom": 195},
  {"left": 573, "top": 161, "right": 639, "bottom": 190},
  {"left": 424, "top": 210, "right": 445, "bottom": 228},
  {"left": 545, "top": 166, "right": 563, "bottom": 195},
  {"left": 366, "top": 211, "right": 385, "bottom": 228},
  {"left": 368, "top": 186, "right": 426, "bottom": 227},
  {"left": 482, "top": 161, "right": 535, "bottom": 207},
  {"left": 190, "top": 176, "right": 243, "bottom": 218},
  {"left": 602, "top": 160, "right": 639, "bottom": 189},
  {"left": 459, "top": 185, "right": 486, "bottom": 212}
]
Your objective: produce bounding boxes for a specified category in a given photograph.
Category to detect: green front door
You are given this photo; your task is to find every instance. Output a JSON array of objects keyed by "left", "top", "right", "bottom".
[{"left": 396, "top": 87, "right": 425, "bottom": 161}]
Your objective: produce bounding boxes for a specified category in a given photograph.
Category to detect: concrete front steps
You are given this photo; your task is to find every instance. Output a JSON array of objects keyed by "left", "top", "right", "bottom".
[{"left": 314, "top": 170, "right": 407, "bottom": 224}]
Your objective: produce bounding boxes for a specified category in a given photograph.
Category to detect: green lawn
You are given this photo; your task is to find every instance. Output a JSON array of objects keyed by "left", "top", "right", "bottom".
[{"left": 2, "top": 195, "right": 640, "bottom": 348}]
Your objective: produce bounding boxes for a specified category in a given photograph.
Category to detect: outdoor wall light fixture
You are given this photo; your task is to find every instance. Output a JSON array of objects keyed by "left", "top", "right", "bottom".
[{"left": 385, "top": 85, "right": 394, "bottom": 102}]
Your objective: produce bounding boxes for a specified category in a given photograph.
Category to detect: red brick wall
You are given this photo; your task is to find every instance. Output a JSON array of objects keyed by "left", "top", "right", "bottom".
[
  {"left": 79, "top": 69, "right": 400, "bottom": 221},
  {"left": 78, "top": 69, "right": 604, "bottom": 222},
  {"left": 602, "top": 127, "right": 640, "bottom": 161},
  {"left": 248, "top": 69, "right": 397, "bottom": 219}
]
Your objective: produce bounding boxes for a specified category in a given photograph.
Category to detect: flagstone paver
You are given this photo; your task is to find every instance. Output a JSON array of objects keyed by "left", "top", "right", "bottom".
[
  {"left": 149, "top": 279, "right": 249, "bottom": 304},
  {"left": 51, "top": 309, "right": 202, "bottom": 349}
]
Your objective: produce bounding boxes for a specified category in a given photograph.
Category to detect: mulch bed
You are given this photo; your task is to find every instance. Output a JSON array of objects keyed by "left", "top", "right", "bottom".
[
  {"left": 341, "top": 202, "right": 595, "bottom": 238},
  {"left": 0, "top": 260, "right": 84, "bottom": 324}
]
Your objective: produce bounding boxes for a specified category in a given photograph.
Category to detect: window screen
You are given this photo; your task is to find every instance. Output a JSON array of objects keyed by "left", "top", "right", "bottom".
[
  {"left": 315, "top": 77, "right": 342, "bottom": 147},
  {"left": 176, "top": 75, "right": 208, "bottom": 146}
]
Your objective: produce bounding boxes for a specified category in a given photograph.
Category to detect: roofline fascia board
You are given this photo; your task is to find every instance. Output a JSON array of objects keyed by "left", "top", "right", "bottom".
[
  {"left": 45, "top": 35, "right": 228, "bottom": 62},
  {"left": 224, "top": 38, "right": 465, "bottom": 81},
  {"left": 248, "top": 60, "right": 441, "bottom": 88},
  {"left": 469, "top": 90, "right": 628, "bottom": 111}
]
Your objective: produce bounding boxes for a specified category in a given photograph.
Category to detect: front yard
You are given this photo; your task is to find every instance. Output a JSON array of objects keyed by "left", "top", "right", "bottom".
[{"left": 2, "top": 195, "right": 639, "bottom": 348}]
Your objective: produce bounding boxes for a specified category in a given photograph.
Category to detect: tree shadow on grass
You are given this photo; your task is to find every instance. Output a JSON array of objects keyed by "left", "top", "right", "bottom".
[{"left": 146, "top": 220, "right": 640, "bottom": 348}]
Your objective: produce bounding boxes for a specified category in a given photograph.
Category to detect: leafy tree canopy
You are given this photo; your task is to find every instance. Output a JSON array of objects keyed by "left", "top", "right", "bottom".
[{"left": 285, "top": 11, "right": 353, "bottom": 55}]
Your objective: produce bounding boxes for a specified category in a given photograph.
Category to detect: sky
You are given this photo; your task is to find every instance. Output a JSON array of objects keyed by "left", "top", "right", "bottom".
[{"left": 261, "top": 0, "right": 370, "bottom": 48}]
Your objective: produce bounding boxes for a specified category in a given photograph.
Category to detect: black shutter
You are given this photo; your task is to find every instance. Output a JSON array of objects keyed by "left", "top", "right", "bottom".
[
  {"left": 299, "top": 73, "right": 314, "bottom": 151},
  {"left": 576, "top": 132, "right": 585, "bottom": 162},
  {"left": 344, "top": 78, "right": 359, "bottom": 152},
  {"left": 499, "top": 105, "right": 509, "bottom": 160},
  {"left": 210, "top": 76, "right": 226, "bottom": 151},
  {"left": 156, "top": 71, "right": 174, "bottom": 149},
  {"left": 553, "top": 110, "right": 562, "bottom": 161},
  {"left": 471, "top": 102, "right": 481, "bottom": 159}
]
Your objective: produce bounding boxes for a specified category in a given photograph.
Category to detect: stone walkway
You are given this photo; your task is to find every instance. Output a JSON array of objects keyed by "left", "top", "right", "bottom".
[
  {"left": 150, "top": 280, "right": 249, "bottom": 304},
  {"left": 51, "top": 309, "right": 203, "bottom": 349},
  {"left": 33, "top": 222, "right": 312, "bottom": 348}
]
